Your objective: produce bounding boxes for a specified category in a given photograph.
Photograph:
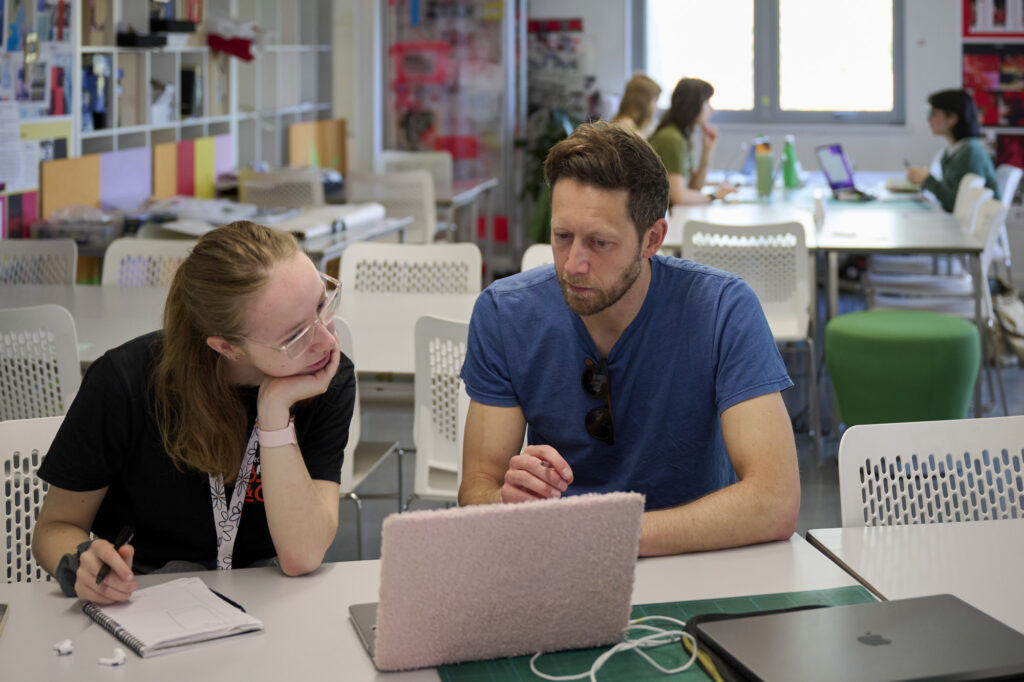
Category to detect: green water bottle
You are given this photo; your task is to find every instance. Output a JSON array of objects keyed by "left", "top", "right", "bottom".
[{"left": 782, "top": 135, "right": 800, "bottom": 189}]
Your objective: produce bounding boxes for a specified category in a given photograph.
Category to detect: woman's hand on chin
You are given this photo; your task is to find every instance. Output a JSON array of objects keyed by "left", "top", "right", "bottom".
[{"left": 257, "top": 344, "right": 341, "bottom": 423}]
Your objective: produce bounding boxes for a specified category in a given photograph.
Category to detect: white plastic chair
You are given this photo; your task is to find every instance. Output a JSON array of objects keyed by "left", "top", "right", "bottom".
[
  {"left": 335, "top": 317, "right": 402, "bottom": 560},
  {"left": 0, "top": 305, "right": 81, "bottom": 421},
  {"left": 339, "top": 241, "right": 482, "bottom": 295},
  {"left": 838, "top": 414, "right": 1024, "bottom": 527},
  {"left": 520, "top": 243, "right": 554, "bottom": 272},
  {"left": 101, "top": 238, "right": 195, "bottom": 287},
  {"left": 867, "top": 199, "right": 1009, "bottom": 415},
  {"left": 682, "top": 220, "right": 821, "bottom": 458},
  {"left": 346, "top": 170, "right": 439, "bottom": 244},
  {"left": 991, "top": 164, "right": 1023, "bottom": 280},
  {"left": 376, "top": 150, "right": 454, "bottom": 199},
  {"left": 0, "top": 238, "right": 77, "bottom": 285},
  {"left": 1, "top": 415, "right": 62, "bottom": 583},
  {"left": 238, "top": 168, "right": 325, "bottom": 210},
  {"left": 405, "top": 315, "right": 469, "bottom": 509}
]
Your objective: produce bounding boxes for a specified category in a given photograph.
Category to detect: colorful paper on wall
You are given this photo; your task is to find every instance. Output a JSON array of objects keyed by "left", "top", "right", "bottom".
[
  {"left": 99, "top": 147, "right": 151, "bottom": 211},
  {"left": 288, "top": 119, "right": 347, "bottom": 175},
  {"left": 40, "top": 155, "right": 100, "bottom": 219},
  {"left": 153, "top": 135, "right": 233, "bottom": 199}
]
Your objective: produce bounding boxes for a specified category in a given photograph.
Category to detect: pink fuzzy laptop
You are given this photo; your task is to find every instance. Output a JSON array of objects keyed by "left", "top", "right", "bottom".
[{"left": 349, "top": 491, "right": 645, "bottom": 671}]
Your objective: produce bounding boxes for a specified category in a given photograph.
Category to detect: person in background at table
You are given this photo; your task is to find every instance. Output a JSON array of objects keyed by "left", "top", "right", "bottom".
[
  {"left": 906, "top": 89, "right": 999, "bottom": 212},
  {"left": 648, "top": 77, "right": 736, "bottom": 205},
  {"left": 611, "top": 74, "right": 662, "bottom": 135},
  {"left": 32, "top": 221, "right": 355, "bottom": 604},
  {"left": 459, "top": 122, "right": 800, "bottom": 556}
]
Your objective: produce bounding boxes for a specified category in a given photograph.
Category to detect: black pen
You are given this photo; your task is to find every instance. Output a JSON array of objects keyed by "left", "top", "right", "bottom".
[{"left": 95, "top": 525, "right": 135, "bottom": 585}]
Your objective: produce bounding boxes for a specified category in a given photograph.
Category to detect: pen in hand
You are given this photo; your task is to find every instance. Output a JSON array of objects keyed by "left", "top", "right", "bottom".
[{"left": 95, "top": 525, "right": 135, "bottom": 585}]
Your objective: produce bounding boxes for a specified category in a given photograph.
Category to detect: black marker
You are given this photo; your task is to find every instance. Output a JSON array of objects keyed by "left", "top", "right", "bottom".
[{"left": 95, "top": 525, "right": 134, "bottom": 585}]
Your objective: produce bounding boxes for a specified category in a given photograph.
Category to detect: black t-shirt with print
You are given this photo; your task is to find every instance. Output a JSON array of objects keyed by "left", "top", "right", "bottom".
[{"left": 38, "top": 331, "right": 355, "bottom": 571}]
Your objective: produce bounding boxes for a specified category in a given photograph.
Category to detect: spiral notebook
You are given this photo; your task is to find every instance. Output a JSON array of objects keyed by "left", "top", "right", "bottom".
[{"left": 82, "top": 577, "right": 263, "bottom": 657}]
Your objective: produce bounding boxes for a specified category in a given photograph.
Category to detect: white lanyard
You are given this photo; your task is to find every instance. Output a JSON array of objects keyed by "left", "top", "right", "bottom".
[{"left": 209, "top": 427, "right": 260, "bottom": 570}]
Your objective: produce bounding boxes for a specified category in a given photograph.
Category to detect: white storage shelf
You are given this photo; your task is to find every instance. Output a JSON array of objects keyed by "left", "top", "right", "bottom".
[{"left": 73, "top": 0, "right": 333, "bottom": 168}]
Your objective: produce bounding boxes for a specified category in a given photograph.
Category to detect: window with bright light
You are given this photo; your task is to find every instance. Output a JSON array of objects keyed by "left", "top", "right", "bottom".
[{"left": 640, "top": 0, "right": 904, "bottom": 124}]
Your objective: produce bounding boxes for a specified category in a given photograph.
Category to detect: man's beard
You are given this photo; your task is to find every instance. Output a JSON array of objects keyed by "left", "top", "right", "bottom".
[{"left": 558, "top": 250, "right": 643, "bottom": 316}]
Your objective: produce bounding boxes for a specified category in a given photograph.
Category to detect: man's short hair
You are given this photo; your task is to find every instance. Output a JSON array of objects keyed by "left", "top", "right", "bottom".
[{"left": 544, "top": 121, "right": 670, "bottom": 239}]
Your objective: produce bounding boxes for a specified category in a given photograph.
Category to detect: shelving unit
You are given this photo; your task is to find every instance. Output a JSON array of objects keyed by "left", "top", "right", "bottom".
[{"left": 71, "top": 0, "right": 333, "bottom": 168}]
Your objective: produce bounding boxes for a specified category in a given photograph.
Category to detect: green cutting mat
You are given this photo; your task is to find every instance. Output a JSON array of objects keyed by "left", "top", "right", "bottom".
[{"left": 437, "top": 585, "right": 876, "bottom": 682}]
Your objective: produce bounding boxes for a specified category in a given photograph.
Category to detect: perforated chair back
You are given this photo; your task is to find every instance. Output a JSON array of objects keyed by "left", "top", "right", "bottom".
[
  {"left": 838, "top": 415, "right": 1024, "bottom": 527},
  {"left": 101, "top": 238, "right": 194, "bottom": 287},
  {"left": 412, "top": 315, "right": 469, "bottom": 502},
  {"left": 954, "top": 186, "right": 993, "bottom": 232},
  {"left": 682, "top": 220, "right": 809, "bottom": 340},
  {"left": 377, "top": 150, "right": 454, "bottom": 198},
  {"left": 339, "top": 241, "right": 482, "bottom": 294},
  {"left": 1, "top": 415, "right": 62, "bottom": 583},
  {"left": 0, "top": 305, "right": 81, "bottom": 420},
  {"left": 995, "top": 164, "right": 1023, "bottom": 208},
  {"left": 346, "top": 170, "right": 438, "bottom": 244},
  {"left": 521, "top": 243, "right": 554, "bottom": 272},
  {"left": 0, "top": 238, "right": 77, "bottom": 285},
  {"left": 238, "top": 168, "right": 325, "bottom": 210}
]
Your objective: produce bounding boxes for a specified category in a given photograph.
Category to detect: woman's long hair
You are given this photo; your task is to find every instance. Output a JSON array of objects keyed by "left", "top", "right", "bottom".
[
  {"left": 653, "top": 78, "right": 714, "bottom": 140},
  {"left": 614, "top": 74, "right": 662, "bottom": 130},
  {"left": 152, "top": 220, "right": 300, "bottom": 481}
]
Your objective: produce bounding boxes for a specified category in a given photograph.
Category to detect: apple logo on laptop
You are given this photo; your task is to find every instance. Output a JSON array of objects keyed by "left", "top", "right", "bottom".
[{"left": 858, "top": 631, "right": 892, "bottom": 646}]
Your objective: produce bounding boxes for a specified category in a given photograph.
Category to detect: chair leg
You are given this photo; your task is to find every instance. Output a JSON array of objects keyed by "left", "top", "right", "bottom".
[
  {"left": 395, "top": 448, "right": 405, "bottom": 514},
  {"left": 403, "top": 492, "right": 418, "bottom": 512},
  {"left": 342, "top": 492, "right": 364, "bottom": 561},
  {"left": 988, "top": 325, "right": 1010, "bottom": 416},
  {"left": 806, "top": 337, "right": 822, "bottom": 461}
]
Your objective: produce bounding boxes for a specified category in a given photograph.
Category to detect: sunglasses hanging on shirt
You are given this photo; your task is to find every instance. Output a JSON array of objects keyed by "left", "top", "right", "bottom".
[{"left": 582, "top": 356, "right": 615, "bottom": 445}]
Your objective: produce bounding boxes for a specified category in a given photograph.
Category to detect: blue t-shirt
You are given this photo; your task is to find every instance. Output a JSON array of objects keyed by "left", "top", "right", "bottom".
[{"left": 461, "top": 254, "right": 792, "bottom": 511}]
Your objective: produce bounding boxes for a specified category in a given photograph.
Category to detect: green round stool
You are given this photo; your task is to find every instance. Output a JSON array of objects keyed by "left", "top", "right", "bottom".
[{"left": 825, "top": 309, "right": 980, "bottom": 426}]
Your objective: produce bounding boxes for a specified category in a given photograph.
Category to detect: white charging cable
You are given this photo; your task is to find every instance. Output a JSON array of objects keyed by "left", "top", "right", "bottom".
[{"left": 529, "top": 615, "right": 699, "bottom": 682}]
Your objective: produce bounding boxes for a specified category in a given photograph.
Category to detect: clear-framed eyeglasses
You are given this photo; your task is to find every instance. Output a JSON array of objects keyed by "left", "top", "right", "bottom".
[{"left": 249, "top": 272, "right": 341, "bottom": 360}]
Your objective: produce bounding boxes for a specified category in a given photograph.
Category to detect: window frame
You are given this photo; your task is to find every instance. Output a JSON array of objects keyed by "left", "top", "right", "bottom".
[{"left": 632, "top": 0, "right": 906, "bottom": 126}]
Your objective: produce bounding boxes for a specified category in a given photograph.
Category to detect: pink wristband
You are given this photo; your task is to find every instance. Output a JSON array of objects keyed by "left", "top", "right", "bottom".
[{"left": 257, "top": 417, "right": 297, "bottom": 448}]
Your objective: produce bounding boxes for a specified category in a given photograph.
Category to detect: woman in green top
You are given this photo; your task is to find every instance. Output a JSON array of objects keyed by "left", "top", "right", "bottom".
[
  {"left": 906, "top": 89, "right": 999, "bottom": 212},
  {"left": 648, "top": 78, "right": 735, "bottom": 205}
]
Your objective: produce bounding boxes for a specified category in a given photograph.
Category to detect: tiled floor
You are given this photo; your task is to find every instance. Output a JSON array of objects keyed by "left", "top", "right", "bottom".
[{"left": 324, "top": 291, "right": 1024, "bottom": 563}]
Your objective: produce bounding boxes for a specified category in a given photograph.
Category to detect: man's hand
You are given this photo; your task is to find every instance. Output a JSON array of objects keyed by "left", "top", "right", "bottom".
[{"left": 501, "top": 445, "right": 574, "bottom": 502}]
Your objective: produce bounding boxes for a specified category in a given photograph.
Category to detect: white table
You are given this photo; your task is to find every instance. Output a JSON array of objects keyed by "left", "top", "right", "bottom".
[
  {"left": 337, "top": 292, "right": 478, "bottom": 375},
  {"left": 0, "top": 534, "right": 857, "bottom": 680},
  {"left": 0, "top": 285, "right": 167, "bottom": 364},
  {"left": 807, "top": 519, "right": 1024, "bottom": 634}
]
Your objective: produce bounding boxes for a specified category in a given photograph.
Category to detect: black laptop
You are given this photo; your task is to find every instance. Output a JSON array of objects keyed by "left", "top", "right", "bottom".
[{"left": 696, "top": 594, "right": 1024, "bottom": 682}]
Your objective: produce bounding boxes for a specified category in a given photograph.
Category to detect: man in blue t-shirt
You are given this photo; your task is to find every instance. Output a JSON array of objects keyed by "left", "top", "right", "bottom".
[{"left": 459, "top": 122, "right": 800, "bottom": 556}]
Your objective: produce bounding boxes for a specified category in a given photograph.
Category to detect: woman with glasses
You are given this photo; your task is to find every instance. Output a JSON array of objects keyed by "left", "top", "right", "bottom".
[
  {"left": 906, "top": 89, "right": 999, "bottom": 212},
  {"left": 32, "top": 221, "right": 355, "bottom": 604},
  {"left": 648, "top": 77, "right": 735, "bottom": 205}
]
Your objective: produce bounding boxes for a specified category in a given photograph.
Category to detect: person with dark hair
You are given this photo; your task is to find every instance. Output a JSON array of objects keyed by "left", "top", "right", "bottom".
[
  {"left": 906, "top": 88, "right": 999, "bottom": 212},
  {"left": 32, "top": 221, "right": 355, "bottom": 603},
  {"left": 648, "top": 77, "right": 735, "bottom": 204},
  {"left": 611, "top": 74, "right": 662, "bottom": 133},
  {"left": 459, "top": 122, "right": 800, "bottom": 556}
]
